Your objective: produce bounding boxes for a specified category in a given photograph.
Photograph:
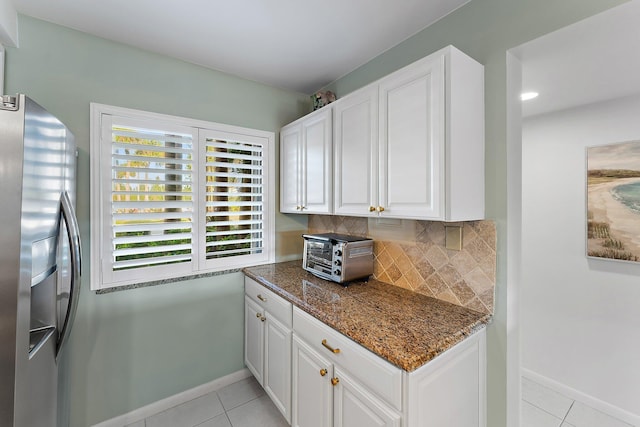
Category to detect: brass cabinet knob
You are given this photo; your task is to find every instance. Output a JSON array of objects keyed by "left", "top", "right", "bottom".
[
  {"left": 369, "top": 206, "right": 376, "bottom": 212},
  {"left": 260, "top": 315, "right": 266, "bottom": 322},
  {"left": 321, "top": 339, "right": 340, "bottom": 354},
  {"left": 296, "top": 206, "right": 302, "bottom": 210},
  {"left": 255, "top": 312, "right": 262, "bottom": 318},
  {"left": 320, "top": 368, "right": 327, "bottom": 377},
  {"left": 331, "top": 377, "right": 340, "bottom": 386},
  {"left": 377, "top": 206, "right": 385, "bottom": 212}
]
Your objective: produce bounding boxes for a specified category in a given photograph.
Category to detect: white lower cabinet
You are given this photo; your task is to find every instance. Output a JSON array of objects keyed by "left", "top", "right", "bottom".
[
  {"left": 264, "top": 313, "right": 292, "bottom": 419},
  {"left": 291, "top": 336, "right": 332, "bottom": 427},
  {"left": 405, "top": 328, "right": 486, "bottom": 427},
  {"left": 333, "top": 367, "right": 401, "bottom": 427},
  {"left": 292, "top": 307, "right": 402, "bottom": 427},
  {"left": 292, "top": 336, "right": 400, "bottom": 427},
  {"left": 244, "top": 297, "right": 265, "bottom": 384},
  {"left": 245, "top": 278, "right": 487, "bottom": 427},
  {"left": 244, "top": 278, "right": 293, "bottom": 423}
]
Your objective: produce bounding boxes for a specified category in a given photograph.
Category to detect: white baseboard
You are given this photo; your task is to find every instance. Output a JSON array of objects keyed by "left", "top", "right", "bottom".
[
  {"left": 522, "top": 368, "right": 640, "bottom": 426},
  {"left": 93, "top": 368, "right": 252, "bottom": 427}
]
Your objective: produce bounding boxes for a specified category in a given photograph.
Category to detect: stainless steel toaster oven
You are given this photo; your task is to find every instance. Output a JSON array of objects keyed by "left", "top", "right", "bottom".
[{"left": 302, "top": 233, "right": 374, "bottom": 283}]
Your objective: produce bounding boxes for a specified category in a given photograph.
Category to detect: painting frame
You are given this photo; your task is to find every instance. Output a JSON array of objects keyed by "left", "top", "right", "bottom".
[{"left": 586, "top": 139, "right": 640, "bottom": 263}]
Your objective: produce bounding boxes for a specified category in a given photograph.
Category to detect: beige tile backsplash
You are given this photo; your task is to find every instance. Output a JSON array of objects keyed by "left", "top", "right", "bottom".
[{"left": 308, "top": 215, "right": 496, "bottom": 314}]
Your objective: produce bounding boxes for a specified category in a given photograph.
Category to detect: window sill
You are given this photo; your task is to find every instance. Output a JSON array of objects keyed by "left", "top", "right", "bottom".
[{"left": 94, "top": 268, "right": 242, "bottom": 294}]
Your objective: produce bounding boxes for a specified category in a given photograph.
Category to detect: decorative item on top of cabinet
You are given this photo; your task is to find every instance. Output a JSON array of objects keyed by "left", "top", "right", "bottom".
[
  {"left": 312, "top": 90, "right": 337, "bottom": 111},
  {"left": 334, "top": 45, "right": 484, "bottom": 221},
  {"left": 280, "top": 106, "right": 332, "bottom": 214}
]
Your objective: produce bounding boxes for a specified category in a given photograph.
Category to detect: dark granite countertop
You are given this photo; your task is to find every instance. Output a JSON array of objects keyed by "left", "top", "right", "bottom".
[{"left": 243, "top": 261, "right": 491, "bottom": 372}]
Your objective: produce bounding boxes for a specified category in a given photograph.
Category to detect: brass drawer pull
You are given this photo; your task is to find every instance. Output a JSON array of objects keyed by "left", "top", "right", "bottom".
[
  {"left": 320, "top": 368, "right": 327, "bottom": 377},
  {"left": 331, "top": 377, "right": 340, "bottom": 386},
  {"left": 257, "top": 294, "right": 267, "bottom": 302},
  {"left": 321, "top": 339, "right": 340, "bottom": 354}
]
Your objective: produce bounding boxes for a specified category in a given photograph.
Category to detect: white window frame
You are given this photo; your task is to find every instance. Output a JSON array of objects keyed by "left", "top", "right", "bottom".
[
  {"left": 0, "top": 44, "right": 5, "bottom": 95},
  {"left": 90, "top": 103, "right": 275, "bottom": 290}
]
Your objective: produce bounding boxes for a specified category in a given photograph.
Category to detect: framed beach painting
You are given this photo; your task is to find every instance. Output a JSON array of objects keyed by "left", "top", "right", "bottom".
[{"left": 587, "top": 140, "right": 640, "bottom": 262}]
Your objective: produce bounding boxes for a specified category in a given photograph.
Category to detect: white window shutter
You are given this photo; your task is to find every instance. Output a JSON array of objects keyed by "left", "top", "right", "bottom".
[
  {"left": 102, "top": 115, "right": 197, "bottom": 285},
  {"left": 200, "top": 130, "right": 271, "bottom": 269}
]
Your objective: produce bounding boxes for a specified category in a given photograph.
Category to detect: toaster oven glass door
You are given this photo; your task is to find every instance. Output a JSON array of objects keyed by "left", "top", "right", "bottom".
[{"left": 305, "top": 240, "right": 333, "bottom": 277}]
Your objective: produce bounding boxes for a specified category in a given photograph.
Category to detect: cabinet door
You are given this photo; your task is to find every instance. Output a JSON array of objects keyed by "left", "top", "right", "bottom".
[
  {"left": 333, "top": 85, "right": 379, "bottom": 216},
  {"left": 301, "top": 109, "right": 332, "bottom": 214},
  {"left": 333, "top": 367, "right": 401, "bottom": 427},
  {"left": 292, "top": 336, "right": 332, "bottom": 427},
  {"left": 280, "top": 123, "right": 302, "bottom": 213},
  {"left": 407, "top": 329, "right": 486, "bottom": 427},
  {"left": 244, "top": 296, "right": 264, "bottom": 384},
  {"left": 264, "top": 314, "right": 292, "bottom": 423},
  {"left": 378, "top": 54, "right": 445, "bottom": 219}
]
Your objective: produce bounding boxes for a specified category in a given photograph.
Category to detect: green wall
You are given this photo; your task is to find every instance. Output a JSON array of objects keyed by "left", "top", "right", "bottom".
[
  {"left": 321, "top": 0, "right": 626, "bottom": 425},
  {"left": 5, "top": 15, "right": 308, "bottom": 426},
  {"left": 5, "top": 1, "right": 629, "bottom": 425}
]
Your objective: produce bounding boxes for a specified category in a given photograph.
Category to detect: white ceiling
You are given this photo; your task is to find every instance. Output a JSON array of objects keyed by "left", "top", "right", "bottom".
[
  {"left": 10, "top": 0, "right": 470, "bottom": 94},
  {"left": 514, "top": 0, "right": 640, "bottom": 118}
]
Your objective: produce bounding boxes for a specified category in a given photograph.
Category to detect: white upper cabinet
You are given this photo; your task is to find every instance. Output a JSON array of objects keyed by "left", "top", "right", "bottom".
[
  {"left": 281, "top": 45, "right": 484, "bottom": 221},
  {"left": 378, "top": 52, "right": 445, "bottom": 219},
  {"left": 335, "top": 45, "right": 484, "bottom": 221},
  {"left": 280, "top": 107, "right": 333, "bottom": 214},
  {"left": 441, "top": 46, "right": 485, "bottom": 221},
  {"left": 280, "top": 124, "right": 302, "bottom": 213},
  {"left": 333, "top": 85, "right": 379, "bottom": 216}
]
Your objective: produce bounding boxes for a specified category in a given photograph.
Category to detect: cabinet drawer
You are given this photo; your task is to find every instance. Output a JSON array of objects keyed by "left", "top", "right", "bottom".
[
  {"left": 293, "top": 307, "right": 402, "bottom": 410},
  {"left": 245, "top": 277, "right": 292, "bottom": 328}
]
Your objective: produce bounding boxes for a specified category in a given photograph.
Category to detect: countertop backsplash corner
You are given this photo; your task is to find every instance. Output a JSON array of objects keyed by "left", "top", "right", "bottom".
[{"left": 308, "top": 215, "right": 496, "bottom": 315}]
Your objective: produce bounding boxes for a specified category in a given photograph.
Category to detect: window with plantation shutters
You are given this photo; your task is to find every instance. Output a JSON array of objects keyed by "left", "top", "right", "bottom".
[{"left": 90, "top": 104, "right": 275, "bottom": 290}]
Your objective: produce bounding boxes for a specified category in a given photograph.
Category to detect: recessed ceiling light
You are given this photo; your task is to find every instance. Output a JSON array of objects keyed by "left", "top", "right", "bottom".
[{"left": 520, "top": 92, "right": 539, "bottom": 101}]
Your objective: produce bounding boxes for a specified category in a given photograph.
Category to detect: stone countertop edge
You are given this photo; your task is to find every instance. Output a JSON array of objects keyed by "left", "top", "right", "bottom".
[{"left": 242, "top": 261, "right": 491, "bottom": 372}]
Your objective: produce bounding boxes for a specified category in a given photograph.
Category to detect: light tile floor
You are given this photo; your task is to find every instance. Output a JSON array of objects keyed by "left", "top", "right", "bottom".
[
  {"left": 125, "top": 374, "right": 636, "bottom": 427},
  {"left": 125, "top": 376, "right": 287, "bottom": 427},
  {"left": 522, "top": 377, "right": 635, "bottom": 427}
]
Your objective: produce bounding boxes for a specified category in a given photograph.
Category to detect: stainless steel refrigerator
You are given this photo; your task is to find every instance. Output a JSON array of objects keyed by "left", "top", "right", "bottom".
[{"left": 0, "top": 94, "right": 82, "bottom": 427}]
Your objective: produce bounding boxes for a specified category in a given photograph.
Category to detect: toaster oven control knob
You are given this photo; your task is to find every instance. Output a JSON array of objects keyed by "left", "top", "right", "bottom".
[
  {"left": 334, "top": 259, "right": 342, "bottom": 266},
  {"left": 334, "top": 249, "right": 342, "bottom": 257},
  {"left": 334, "top": 269, "right": 341, "bottom": 276}
]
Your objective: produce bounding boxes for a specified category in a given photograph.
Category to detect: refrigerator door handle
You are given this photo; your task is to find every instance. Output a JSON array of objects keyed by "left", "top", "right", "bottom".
[{"left": 56, "top": 191, "right": 82, "bottom": 359}]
